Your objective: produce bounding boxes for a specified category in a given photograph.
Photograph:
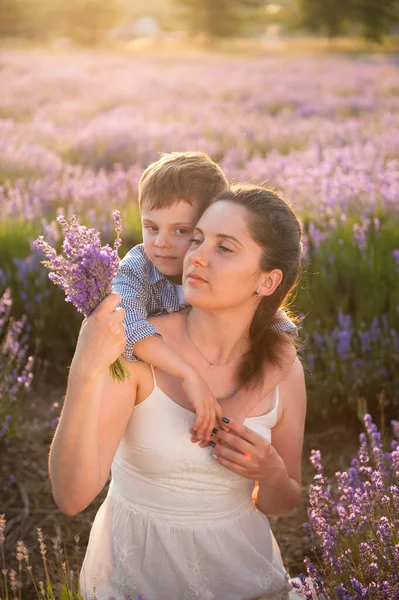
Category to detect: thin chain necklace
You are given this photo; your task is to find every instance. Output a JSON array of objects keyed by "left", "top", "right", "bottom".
[{"left": 184, "top": 315, "right": 247, "bottom": 368}]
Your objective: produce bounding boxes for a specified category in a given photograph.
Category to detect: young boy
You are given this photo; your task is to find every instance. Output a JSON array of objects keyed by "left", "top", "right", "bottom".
[{"left": 113, "top": 151, "right": 297, "bottom": 442}]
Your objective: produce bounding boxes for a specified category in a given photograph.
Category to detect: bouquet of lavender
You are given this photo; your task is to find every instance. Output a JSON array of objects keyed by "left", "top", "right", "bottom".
[
  {"left": 294, "top": 415, "right": 399, "bottom": 600},
  {"left": 33, "top": 211, "right": 129, "bottom": 383}
]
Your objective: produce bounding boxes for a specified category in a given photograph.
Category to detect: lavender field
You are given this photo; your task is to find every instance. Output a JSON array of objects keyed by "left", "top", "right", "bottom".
[
  {"left": 2, "top": 49, "right": 399, "bottom": 426},
  {"left": 1, "top": 48, "right": 399, "bottom": 598}
]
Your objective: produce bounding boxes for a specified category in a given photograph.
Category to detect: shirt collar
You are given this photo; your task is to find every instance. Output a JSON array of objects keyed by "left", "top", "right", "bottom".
[{"left": 148, "top": 260, "right": 167, "bottom": 285}]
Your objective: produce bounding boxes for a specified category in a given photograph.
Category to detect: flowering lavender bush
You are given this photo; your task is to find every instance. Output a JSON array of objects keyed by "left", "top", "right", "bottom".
[
  {"left": 298, "top": 214, "right": 399, "bottom": 328},
  {"left": 33, "top": 211, "right": 129, "bottom": 383},
  {"left": 0, "top": 289, "right": 34, "bottom": 441},
  {"left": 301, "top": 313, "right": 399, "bottom": 420},
  {"left": 293, "top": 415, "right": 399, "bottom": 600}
]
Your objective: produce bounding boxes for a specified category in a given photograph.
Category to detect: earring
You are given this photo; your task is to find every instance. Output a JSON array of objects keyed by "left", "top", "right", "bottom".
[{"left": 253, "top": 290, "right": 260, "bottom": 297}]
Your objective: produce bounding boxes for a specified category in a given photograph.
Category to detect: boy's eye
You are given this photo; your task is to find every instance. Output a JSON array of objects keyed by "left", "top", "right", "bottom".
[{"left": 175, "top": 228, "right": 190, "bottom": 235}]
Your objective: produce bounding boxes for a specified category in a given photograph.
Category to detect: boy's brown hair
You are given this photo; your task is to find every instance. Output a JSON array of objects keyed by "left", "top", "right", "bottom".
[{"left": 138, "top": 151, "right": 229, "bottom": 214}]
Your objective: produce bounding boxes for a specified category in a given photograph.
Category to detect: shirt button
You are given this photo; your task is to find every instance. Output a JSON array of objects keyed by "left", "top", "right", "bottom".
[{"left": 166, "top": 308, "right": 174, "bottom": 313}]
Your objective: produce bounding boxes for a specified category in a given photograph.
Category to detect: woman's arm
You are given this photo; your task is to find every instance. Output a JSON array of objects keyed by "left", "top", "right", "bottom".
[
  {"left": 49, "top": 293, "right": 137, "bottom": 516},
  {"left": 256, "top": 357, "right": 306, "bottom": 517}
]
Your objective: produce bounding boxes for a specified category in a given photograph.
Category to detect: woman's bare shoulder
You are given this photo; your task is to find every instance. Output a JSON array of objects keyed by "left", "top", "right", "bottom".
[
  {"left": 122, "top": 356, "right": 153, "bottom": 379},
  {"left": 280, "top": 355, "right": 305, "bottom": 385},
  {"left": 278, "top": 355, "right": 306, "bottom": 410},
  {"left": 259, "top": 341, "right": 298, "bottom": 390}
]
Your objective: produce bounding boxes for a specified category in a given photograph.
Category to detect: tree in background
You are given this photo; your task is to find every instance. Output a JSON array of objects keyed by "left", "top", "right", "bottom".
[
  {"left": 294, "top": 0, "right": 351, "bottom": 38},
  {"left": 350, "top": 0, "right": 399, "bottom": 43},
  {"left": 295, "top": 0, "right": 399, "bottom": 42},
  {"left": 172, "top": 0, "right": 266, "bottom": 41}
]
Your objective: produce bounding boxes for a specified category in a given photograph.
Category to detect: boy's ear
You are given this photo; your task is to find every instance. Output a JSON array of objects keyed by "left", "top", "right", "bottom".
[{"left": 258, "top": 269, "right": 283, "bottom": 297}]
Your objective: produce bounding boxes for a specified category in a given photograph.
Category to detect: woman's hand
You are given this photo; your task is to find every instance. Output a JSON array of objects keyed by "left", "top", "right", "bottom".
[
  {"left": 70, "top": 292, "right": 126, "bottom": 379},
  {"left": 208, "top": 418, "right": 286, "bottom": 486}
]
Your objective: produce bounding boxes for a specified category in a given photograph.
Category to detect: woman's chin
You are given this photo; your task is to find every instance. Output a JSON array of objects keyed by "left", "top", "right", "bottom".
[{"left": 183, "top": 289, "right": 210, "bottom": 309}]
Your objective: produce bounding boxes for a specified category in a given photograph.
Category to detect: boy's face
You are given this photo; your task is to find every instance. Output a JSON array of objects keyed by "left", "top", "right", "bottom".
[{"left": 141, "top": 200, "right": 199, "bottom": 283}]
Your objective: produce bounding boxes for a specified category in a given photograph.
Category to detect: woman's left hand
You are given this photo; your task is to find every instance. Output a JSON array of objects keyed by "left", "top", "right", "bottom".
[{"left": 206, "top": 418, "right": 286, "bottom": 485}]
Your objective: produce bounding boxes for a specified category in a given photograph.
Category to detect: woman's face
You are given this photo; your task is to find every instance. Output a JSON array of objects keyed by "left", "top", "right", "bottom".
[{"left": 183, "top": 201, "right": 266, "bottom": 310}]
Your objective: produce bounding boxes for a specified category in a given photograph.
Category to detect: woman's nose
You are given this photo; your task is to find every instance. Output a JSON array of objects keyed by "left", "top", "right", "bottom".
[{"left": 189, "top": 244, "right": 209, "bottom": 267}]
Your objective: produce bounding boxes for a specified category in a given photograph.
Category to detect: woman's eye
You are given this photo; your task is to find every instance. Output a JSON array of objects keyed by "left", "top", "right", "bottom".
[
  {"left": 189, "top": 238, "right": 202, "bottom": 245},
  {"left": 145, "top": 226, "right": 158, "bottom": 232},
  {"left": 219, "top": 245, "right": 233, "bottom": 253}
]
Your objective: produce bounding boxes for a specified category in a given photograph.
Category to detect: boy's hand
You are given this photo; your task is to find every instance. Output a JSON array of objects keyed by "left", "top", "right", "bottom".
[{"left": 182, "top": 371, "right": 225, "bottom": 442}]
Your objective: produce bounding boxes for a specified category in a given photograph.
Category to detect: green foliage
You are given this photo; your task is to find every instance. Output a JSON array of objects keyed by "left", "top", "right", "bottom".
[
  {"left": 172, "top": 0, "right": 265, "bottom": 40},
  {"left": 296, "top": 216, "right": 399, "bottom": 328},
  {"left": 350, "top": 0, "right": 399, "bottom": 43},
  {"left": 302, "top": 316, "right": 399, "bottom": 424},
  {"left": 295, "top": 0, "right": 349, "bottom": 38},
  {"left": 295, "top": 215, "right": 399, "bottom": 424},
  {"left": 295, "top": 0, "right": 399, "bottom": 42}
]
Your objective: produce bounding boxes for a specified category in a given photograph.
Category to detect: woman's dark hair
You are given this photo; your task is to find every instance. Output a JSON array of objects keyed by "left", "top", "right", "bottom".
[{"left": 212, "top": 185, "right": 303, "bottom": 388}]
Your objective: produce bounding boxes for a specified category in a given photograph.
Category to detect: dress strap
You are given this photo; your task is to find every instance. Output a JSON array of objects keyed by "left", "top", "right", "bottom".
[
  {"left": 150, "top": 365, "right": 159, "bottom": 389},
  {"left": 274, "top": 385, "right": 280, "bottom": 411}
]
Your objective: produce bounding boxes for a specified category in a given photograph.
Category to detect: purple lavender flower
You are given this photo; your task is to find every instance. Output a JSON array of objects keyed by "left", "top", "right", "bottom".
[
  {"left": 299, "top": 415, "right": 399, "bottom": 599},
  {"left": 33, "top": 212, "right": 129, "bottom": 382},
  {"left": 0, "top": 289, "right": 34, "bottom": 440},
  {"left": 393, "top": 249, "right": 399, "bottom": 273}
]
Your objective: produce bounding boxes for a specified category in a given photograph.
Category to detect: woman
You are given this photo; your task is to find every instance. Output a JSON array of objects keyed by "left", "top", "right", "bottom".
[{"left": 49, "top": 185, "right": 306, "bottom": 600}]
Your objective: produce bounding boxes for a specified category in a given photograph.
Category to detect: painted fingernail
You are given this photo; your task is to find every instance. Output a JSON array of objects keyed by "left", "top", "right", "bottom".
[
  {"left": 212, "top": 427, "right": 219, "bottom": 435},
  {"left": 209, "top": 441, "right": 216, "bottom": 447},
  {"left": 221, "top": 417, "right": 230, "bottom": 424}
]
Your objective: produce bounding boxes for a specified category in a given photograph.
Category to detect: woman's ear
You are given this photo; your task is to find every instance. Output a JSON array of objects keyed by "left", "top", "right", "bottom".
[{"left": 258, "top": 269, "right": 283, "bottom": 297}]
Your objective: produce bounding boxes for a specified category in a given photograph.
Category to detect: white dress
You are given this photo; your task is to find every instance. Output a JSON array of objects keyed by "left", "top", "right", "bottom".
[{"left": 80, "top": 367, "right": 304, "bottom": 600}]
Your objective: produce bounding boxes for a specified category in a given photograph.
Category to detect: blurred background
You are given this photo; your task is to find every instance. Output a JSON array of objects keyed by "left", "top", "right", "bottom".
[
  {"left": 0, "top": 0, "right": 398, "bottom": 47},
  {"left": 1, "top": 2, "right": 399, "bottom": 596}
]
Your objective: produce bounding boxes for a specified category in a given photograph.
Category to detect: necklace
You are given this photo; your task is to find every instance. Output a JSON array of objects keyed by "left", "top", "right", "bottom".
[{"left": 185, "top": 315, "right": 247, "bottom": 368}]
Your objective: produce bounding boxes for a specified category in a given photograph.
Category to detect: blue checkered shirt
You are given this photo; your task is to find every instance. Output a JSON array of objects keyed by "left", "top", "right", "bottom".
[
  {"left": 112, "top": 244, "right": 186, "bottom": 362},
  {"left": 113, "top": 244, "right": 297, "bottom": 362}
]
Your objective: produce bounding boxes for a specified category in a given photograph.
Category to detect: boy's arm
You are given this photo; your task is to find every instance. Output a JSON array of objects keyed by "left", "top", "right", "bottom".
[
  {"left": 134, "top": 335, "right": 192, "bottom": 379},
  {"left": 118, "top": 291, "right": 161, "bottom": 362},
  {"left": 113, "top": 248, "right": 162, "bottom": 362},
  {"left": 134, "top": 336, "right": 223, "bottom": 442}
]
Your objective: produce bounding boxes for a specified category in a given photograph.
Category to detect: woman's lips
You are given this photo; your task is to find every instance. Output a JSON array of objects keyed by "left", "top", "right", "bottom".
[{"left": 186, "top": 273, "right": 207, "bottom": 284}]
